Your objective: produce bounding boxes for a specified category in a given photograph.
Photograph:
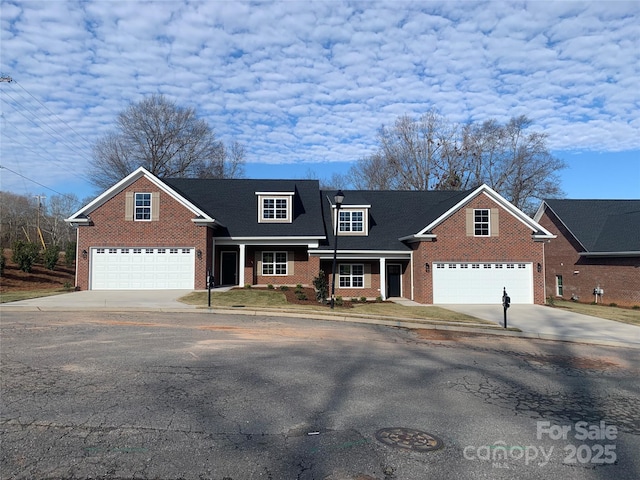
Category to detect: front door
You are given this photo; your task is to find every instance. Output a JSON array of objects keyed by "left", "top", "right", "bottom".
[
  {"left": 387, "top": 264, "right": 402, "bottom": 297},
  {"left": 220, "top": 251, "right": 238, "bottom": 286}
]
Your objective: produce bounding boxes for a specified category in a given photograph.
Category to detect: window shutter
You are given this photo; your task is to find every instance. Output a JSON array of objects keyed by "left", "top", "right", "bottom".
[
  {"left": 125, "top": 192, "right": 133, "bottom": 221},
  {"left": 151, "top": 192, "right": 160, "bottom": 221},
  {"left": 288, "top": 251, "right": 294, "bottom": 275},
  {"left": 364, "top": 263, "right": 371, "bottom": 288},
  {"left": 255, "top": 252, "right": 262, "bottom": 274},
  {"left": 465, "top": 208, "right": 473, "bottom": 236},
  {"left": 491, "top": 208, "right": 499, "bottom": 237}
]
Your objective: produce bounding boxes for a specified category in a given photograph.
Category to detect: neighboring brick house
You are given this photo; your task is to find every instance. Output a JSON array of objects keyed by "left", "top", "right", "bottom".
[
  {"left": 66, "top": 167, "right": 554, "bottom": 304},
  {"left": 534, "top": 199, "right": 640, "bottom": 307}
]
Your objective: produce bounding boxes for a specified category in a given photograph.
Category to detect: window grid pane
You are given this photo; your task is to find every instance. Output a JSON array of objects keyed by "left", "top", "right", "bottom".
[
  {"left": 262, "top": 251, "right": 287, "bottom": 276},
  {"left": 337, "top": 264, "right": 364, "bottom": 289},
  {"left": 135, "top": 193, "right": 151, "bottom": 220},
  {"left": 474, "top": 209, "right": 489, "bottom": 236}
]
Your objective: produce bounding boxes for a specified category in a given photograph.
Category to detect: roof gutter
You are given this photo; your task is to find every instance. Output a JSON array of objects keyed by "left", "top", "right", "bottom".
[{"left": 579, "top": 251, "right": 640, "bottom": 257}]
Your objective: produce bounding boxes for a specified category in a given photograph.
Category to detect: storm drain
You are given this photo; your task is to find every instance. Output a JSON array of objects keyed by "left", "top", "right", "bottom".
[{"left": 375, "top": 427, "right": 443, "bottom": 452}]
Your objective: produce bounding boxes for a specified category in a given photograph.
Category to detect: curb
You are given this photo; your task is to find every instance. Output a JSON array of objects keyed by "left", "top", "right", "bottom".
[{"left": 2, "top": 303, "right": 639, "bottom": 349}]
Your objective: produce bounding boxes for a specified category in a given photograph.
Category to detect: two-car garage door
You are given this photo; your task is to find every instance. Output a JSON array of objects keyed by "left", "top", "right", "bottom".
[
  {"left": 433, "top": 262, "right": 533, "bottom": 304},
  {"left": 90, "top": 247, "right": 195, "bottom": 290}
]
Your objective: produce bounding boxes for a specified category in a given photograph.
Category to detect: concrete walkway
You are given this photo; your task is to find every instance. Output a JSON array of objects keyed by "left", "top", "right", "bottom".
[
  {"left": 1, "top": 290, "right": 196, "bottom": 310},
  {"left": 438, "top": 303, "right": 640, "bottom": 346}
]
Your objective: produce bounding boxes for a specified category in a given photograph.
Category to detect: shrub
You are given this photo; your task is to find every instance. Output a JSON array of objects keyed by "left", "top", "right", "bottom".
[
  {"left": 244, "top": 283, "right": 252, "bottom": 289},
  {"left": 312, "top": 270, "right": 329, "bottom": 303},
  {"left": 279, "top": 285, "right": 289, "bottom": 291},
  {"left": 351, "top": 297, "right": 359, "bottom": 303},
  {"left": 63, "top": 281, "right": 73, "bottom": 291},
  {"left": 296, "top": 283, "right": 303, "bottom": 290},
  {"left": 546, "top": 295, "right": 555, "bottom": 306},
  {"left": 267, "top": 284, "right": 274, "bottom": 289},
  {"left": 632, "top": 305, "right": 639, "bottom": 310},
  {"left": 0, "top": 252, "right": 5, "bottom": 277},
  {"left": 43, "top": 245, "right": 60, "bottom": 270},
  {"left": 360, "top": 296, "right": 367, "bottom": 303},
  {"left": 335, "top": 296, "right": 343, "bottom": 306},
  {"left": 609, "top": 303, "right": 618, "bottom": 308},
  {"left": 296, "top": 292, "right": 308, "bottom": 301},
  {"left": 376, "top": 296, "right": 383, "bottom": 303},
  {"left": 64, "top": 242, "right": 76, "bottom": 266},
  {"left": 12, "top": 241, "right": 39, "bottom": 273}
]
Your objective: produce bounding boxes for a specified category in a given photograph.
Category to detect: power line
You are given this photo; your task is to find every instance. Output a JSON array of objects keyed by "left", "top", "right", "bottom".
[{"left": 0, "top": 164, "right": 77, "bottom": 200}]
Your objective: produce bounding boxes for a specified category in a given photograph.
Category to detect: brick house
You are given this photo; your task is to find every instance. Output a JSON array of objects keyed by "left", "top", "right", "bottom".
[
  {"left": 66, "top": 167, "right": 554, "bottom": 304},
  {"left": 534, "top": 199, "right": 640, "bottom": 307}
]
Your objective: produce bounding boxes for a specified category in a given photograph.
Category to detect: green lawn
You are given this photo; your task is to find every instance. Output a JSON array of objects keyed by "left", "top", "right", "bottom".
[
  {"left": 179, "top": 289, "right": 493, "bottom": 325},
  {"left": 0, "top": 289, "right": 71, "bottom": 303},
  {"left": 549, "top": 300, "right": 640, "bottom": 326}
]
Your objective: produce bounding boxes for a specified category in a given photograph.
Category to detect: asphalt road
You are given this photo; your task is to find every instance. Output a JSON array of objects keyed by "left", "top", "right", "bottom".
[{"left": 1, "top": 311, "right": 639, "bottom": 480}]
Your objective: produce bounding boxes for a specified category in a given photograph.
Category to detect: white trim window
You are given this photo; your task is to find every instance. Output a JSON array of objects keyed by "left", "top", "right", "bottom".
[
  {"left": 257, "top": 193, "right": 293, "bottom": 223},
  {"left": 474, "top": 209, "right": 490, "bottom": 236},
  {"left": 339, "top": 264, "right": 364, "bottom": 288},
  {"left": 262, "top": 251, "right": 288, "bottom": 275},
  {"left": 135, "top": 193, "right": 152, "bottom": 221},
  {"left": 339, "top": 210, "right": 364, "bottom": 233}
]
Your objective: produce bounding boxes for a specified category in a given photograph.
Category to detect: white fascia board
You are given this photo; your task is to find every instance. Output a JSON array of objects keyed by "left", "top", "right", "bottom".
[
  {"left": 255, "top": 191, "right": 295, "bottom": 196},
  {"left": 580, "top": 251, "right": 640, "bottom": 257},
  {"left": 331, "top": 204, "right": 371, "bottom": 209},
  {"left": 398, "top": 233, "right": 437, "bottom": 242},
  {"left": 65, "top": 167, "right": 213, "bottom": 223},
  {"left": 416, "top": 185, "right": 554, "bottom": 237},
  {"left": 215, "top": 237, "right": 323, "bottom": 248},
  {"left": 310, "top": 250, "right": 411, "bottom": 260},
  {"left": 192, "top": 218, "right": 219, "bottom": 227}
]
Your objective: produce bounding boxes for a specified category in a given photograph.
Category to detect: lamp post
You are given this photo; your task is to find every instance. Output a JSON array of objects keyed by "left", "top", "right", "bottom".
[{"left": 330, "top": 190, "right": 345, "bottom": 309}]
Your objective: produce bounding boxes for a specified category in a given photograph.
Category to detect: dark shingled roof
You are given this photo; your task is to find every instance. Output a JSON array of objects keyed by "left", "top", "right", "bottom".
[
  {"left": 164, "top": 178, "right": 326, "bottom": 238},
  {"left": 544, "top": 199, "right": 640, "bottom": 253},
  {"left": 320, "top": 189, "right": 473, "bottom": 251}
]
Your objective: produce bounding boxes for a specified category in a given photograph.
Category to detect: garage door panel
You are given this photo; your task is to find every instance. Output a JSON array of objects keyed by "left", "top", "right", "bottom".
[
  {"left": 433, "top": 262, "right": 532, "bottom": 304},
  {"left": 91, "top": 247, "right": 195, "bottom": 290}
]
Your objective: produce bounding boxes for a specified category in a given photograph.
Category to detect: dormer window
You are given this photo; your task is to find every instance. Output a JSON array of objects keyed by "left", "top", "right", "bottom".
[
  {"left": 339, "top": 210, "right": 364, "bottom": 233},
  {"left": 334, "top": 205, "right": 369, "bottom": 236},
  {"left": 257, "top": 192, "right": 294, "bottom": 223}
]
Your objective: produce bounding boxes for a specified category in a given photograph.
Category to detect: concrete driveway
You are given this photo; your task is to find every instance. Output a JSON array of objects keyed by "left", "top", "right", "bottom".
[
  {"left": 439, "top": 303, "right": 640, "bottom": 346},
  {"left": 1, "top": 289, "right": 196, "bottom": 310}
]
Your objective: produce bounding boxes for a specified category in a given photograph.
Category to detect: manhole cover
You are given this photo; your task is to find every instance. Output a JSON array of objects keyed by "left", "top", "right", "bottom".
[{"left": 375, "top": 427, "right": 443, "bottom": 452}]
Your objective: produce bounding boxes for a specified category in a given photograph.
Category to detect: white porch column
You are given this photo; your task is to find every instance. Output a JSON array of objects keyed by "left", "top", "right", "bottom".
[
  {"left": 379, "top": 257, "right": 387, "bottom": 300},
  {"left": 238, "top": 244, "right": 246, "bottom": 287}
]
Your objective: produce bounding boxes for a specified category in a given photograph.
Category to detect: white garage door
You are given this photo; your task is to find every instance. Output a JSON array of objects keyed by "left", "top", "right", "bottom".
[
  {"left": 433, "top": 262, "right": 533, "bottom": 304},
  {"left": 91, "top": 247, "right": 195, "bottom": 290}
]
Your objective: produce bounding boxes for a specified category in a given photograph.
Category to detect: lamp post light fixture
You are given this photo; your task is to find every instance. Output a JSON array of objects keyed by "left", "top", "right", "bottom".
[{"left": 330, "top": 190, "right": 345, "bottom": 309}]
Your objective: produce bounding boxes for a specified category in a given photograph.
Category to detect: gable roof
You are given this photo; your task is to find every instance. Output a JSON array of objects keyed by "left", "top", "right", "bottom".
[
  {"left": 320, "top": 189, "right": 470, "bottom": 251},
  {"left": 536, "top": 199, "right": 640, "bottom": 255},
  {"left": 65, "top": 167, "right": 214, "bottom": 225},
  {"left": 320, "top": 184, "right": 553, "bottom": 252},
  {"left": 164, "top": 177, "right": 326, "bottom": 239}
]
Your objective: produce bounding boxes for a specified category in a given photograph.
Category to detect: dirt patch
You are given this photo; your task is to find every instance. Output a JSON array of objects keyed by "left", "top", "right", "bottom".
[{"left": 1, "top": 249, "right": 75, "bottom": 292}]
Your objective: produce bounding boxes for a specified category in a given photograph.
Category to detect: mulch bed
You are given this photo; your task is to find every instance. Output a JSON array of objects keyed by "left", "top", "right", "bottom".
[
  {"left": 1, "top": 249, "right": 75, "bottom": 292},
  {"left": 279, "top": 286, "right": 354, "bottom": 308}
]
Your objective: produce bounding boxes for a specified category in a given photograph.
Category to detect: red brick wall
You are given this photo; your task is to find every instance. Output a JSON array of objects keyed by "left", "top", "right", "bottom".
[
  {"left": 320, "top": 260, "right": 382, "bottom": 300},
  {"left": 538, "top": 209, "right": 640, "bottom": 307},
  {"left": 76, "top": 177, "right": 209, "bottom": 290},
  {"left": 412, "top": 193, "right": 546, "bottom": 304}
]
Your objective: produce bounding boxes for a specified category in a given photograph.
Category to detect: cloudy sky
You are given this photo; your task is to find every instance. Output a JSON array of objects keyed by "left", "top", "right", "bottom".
[{"left": 1, "top": 0, "right": 638, "bottom": 204}]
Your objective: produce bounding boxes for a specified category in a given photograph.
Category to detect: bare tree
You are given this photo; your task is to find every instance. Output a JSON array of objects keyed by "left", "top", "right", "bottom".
[
  {"left": 345, "top": 112, "right": 565, "bottom": 213},
  {"left": 89, "top": 94, "right": 245, "bottom": 190},
  {"left": 42, "top": 194, "right": 81, "bottom": 247},
  {"left": 463, "top": 116, "right": 566, "bottom": 213}
]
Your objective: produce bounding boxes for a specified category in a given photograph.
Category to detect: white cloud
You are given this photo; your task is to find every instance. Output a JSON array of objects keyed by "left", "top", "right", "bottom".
[{"left": 1, "top": 0, "right": 638, "bottom": 197}]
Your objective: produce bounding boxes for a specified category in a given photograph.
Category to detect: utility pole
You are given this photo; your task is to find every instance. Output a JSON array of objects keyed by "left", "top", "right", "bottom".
[{"left": 34, "top": 195, "right": 46, "bottom": 249}]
